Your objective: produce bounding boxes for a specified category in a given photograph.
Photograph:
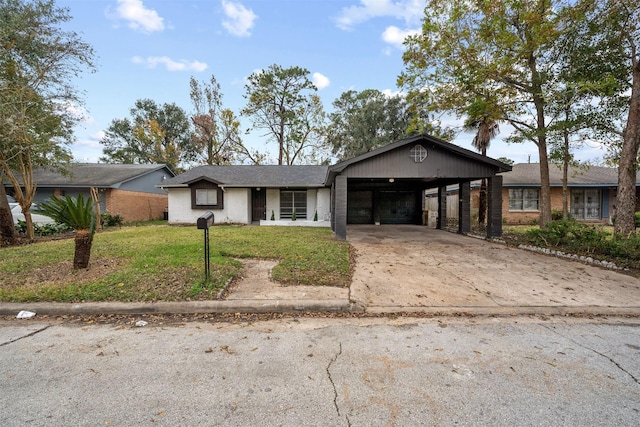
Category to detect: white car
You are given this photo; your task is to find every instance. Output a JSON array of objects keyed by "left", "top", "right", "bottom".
[{"left": 11, "top": 203, "right": 57, "bottom": 226}]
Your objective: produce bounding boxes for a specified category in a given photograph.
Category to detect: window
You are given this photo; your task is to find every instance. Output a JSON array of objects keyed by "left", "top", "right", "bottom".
[
  {"left": 410, "top": 144, "right": 428, "bottom": 162},
  {"left": 190, "top": 180, "right": 223, "bottom": 209},
  {"left": 509, "top": 188, "right": 539, "bottom": 211},
  {"left": 196, "top": 189, "right": 217, "bottom": 205},
  {"left": 280, "top": 190, "right": 307, "bottom": 219},
  {"left": 571, "top": 189, "right": 601, "bottom": 220}
]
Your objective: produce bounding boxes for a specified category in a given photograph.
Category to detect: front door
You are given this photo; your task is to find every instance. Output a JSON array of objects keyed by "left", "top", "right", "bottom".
[{"left": 252, "top": 189, "right": 266, "bottom": 221}]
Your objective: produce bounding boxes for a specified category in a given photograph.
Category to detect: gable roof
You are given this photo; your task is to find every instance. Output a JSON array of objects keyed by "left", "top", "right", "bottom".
[
  {"left": 11, "top": 164, "right": 174, "bottom": 188},
  {"left": 501, "top": 163, "right": 638, "bottom": 187},
  {"left": 161, "top": 165, "right": 329, "bottom": 188},
  {"left": 326, "top": 133, "right": 512, "bottom": 183}
]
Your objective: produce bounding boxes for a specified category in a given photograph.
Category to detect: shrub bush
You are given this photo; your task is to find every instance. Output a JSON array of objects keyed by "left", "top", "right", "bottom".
[
  {"left": 101, "top": 212, "right": 123, "bottom": 227},
  {"left": 517, "top": 219, "right": 640, "bottom": 269},
  {"left": 15, "top": 220, "right": 72, "bottom": 236}
]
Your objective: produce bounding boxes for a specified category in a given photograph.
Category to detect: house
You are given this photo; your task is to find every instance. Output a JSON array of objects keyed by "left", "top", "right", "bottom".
[
  {"left": 162, "top": 134, "right": 512, "bottom": 239},
  {"left": 161, "top": 165, "right": 331, "bottom": 226},
  {"left": 4, "top": 163, "right": 175, "bottom": 222},
  {"left": 500, "top": 163, "right": 640, "bottom": 225},
  {"left": 426, "top": 163, "right": 639, "bottom": 225}
]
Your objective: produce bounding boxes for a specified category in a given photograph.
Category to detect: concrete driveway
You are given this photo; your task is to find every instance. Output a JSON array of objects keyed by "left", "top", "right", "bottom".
[{"left": 347, "top": 225, "right": 640, "bottom": 314}]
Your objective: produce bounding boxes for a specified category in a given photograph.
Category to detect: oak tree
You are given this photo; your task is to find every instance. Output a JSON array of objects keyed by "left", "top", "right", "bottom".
[
  {"left": 400, "top": 0, "right": 573, "bottom": 226},
  {"left": 100, "top": 99, "right": 192, "bottom": 172},
  {"left": 0, "top": 0, "right": 94, "bottom": 239}
]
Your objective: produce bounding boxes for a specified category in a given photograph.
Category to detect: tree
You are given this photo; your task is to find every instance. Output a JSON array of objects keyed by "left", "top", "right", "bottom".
[
  {"left": 497, "top": 157, "right": 514, "bottom": 166},
  {"left": 570, "top": 0, "right": 640, "bottom": 236},
  {"left": 326, "top": 89, "right": 411, "bottom": 161},
  {"left": 0, "top": 0, "right": 94, "bottom": 240},
  {"left": 189, "top": 75, "right": 264, "bottom": 165},
  {"left": 463, "top": 98, "right": 500, "bottom": 226},
  {"left": 400, "top": 0, "right": 573, "bottom": 227},
  {"left": 34, "top": 194, "right": 96, "bottom": 269},
  {"left": 0, "top": 171, "right": 16, "bottom": 245},
  {"left": 100, "top": 99, "right": 192, "bottom": 172},
  {"left": 242, "top": 64, "right": 328, "bottom": 165}
]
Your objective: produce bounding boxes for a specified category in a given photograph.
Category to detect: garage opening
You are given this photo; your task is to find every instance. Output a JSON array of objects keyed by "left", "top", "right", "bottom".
[{"left": 347, "top": 189, "right": 421, "bottom": 225}]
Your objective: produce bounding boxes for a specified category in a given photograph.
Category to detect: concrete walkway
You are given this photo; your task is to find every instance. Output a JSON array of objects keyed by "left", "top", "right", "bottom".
[{"left": 1, "top": 226, "right": 639, "bottom": 317}]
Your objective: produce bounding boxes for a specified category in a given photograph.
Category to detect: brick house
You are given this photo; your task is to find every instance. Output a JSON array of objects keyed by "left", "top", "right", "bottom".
[
  {"left": 4, "top": 164, "right": 175, "bottom": 222},
  {"left": 500, "top": 163, "right": 640, "bottom": 225},
  {"left": 427, "top": 163, "right": 640, "bottom": 225}
]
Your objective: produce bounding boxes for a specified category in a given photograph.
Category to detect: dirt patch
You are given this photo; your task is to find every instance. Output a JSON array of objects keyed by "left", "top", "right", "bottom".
[
  {"left": 224, "top": 258, "right": 349, "bottom": 301},
  {"left": 2, "top": 258, "right": 124, "bottom": 289}
]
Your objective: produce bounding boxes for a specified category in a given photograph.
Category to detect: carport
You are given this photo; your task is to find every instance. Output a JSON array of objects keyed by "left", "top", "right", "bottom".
[{"left": 326, "top": 134, "right": 512, "bottom": 240}]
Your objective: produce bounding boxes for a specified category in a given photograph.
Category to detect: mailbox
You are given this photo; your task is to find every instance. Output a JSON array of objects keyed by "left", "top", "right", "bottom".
[{"left": 197, "top": 211, "right": 214, "bottom": 229}]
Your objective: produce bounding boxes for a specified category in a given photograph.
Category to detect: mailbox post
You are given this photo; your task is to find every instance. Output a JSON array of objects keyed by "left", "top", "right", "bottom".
[{"left": 197, "top": 211, "right": 214, "bottom": 281}]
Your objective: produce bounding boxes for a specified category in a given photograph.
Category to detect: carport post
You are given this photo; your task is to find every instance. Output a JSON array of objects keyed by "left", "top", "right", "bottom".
[
  {"left": 334, "top": 175, "right": 347, "bottom": 240},
  {"left": 437, "top": 186, "right": 447, "bottom": 229},
  {"left": 458, "top": 181, "right": 471, "bottom": 234},
  {"left": 486, "top": 175, "right": 503, "bottom": 238}
]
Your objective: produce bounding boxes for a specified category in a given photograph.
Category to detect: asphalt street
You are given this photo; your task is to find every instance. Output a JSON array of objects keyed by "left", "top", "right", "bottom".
[{"left": 1, "top": 316, "right": 639, "bottom": 426}]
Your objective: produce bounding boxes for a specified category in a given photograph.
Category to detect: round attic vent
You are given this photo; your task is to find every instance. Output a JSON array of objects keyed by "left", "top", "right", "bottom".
[{"left": 410, "top": 144, "right": 428, "bottom": 163}]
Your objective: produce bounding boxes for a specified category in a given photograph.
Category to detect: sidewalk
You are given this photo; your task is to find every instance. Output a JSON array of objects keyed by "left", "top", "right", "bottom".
[{"left": 2, "top": 226, "right": 640, "bottom": 317}]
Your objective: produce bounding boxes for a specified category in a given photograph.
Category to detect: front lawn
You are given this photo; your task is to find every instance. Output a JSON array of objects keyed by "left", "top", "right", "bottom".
[{"left": 0, "top": 225, "right": 351, "bottom": 303}]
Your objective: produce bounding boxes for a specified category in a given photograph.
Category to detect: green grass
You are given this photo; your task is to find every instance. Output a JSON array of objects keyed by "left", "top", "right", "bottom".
[{"left": 0, "top": 224, "right": 351, "bottom": 303}]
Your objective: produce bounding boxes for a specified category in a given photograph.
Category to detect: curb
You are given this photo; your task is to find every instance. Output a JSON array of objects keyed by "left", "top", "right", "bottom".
[
  {"left": 0, "top": 300, "right": 354, "bottom": 316},
  {"left": 2, "top": 301, "right": 639, "bottom": 318},
  {"left": 363, "top": 305, "right": 640, "bottom": 317}
]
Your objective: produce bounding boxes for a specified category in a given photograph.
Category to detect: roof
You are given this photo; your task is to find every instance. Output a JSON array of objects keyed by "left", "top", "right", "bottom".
[
  {"left": 13, "top": 164, "right": 174, "bottom": 188},
  {"left": 326, "top": 133, "right": 512, "bottom": 183},
  {"left": 161, "top": 165, "right": 330, "bottom": 188},
  {"left": 501, "top": 163, "right": 637, "bottom": 187}
]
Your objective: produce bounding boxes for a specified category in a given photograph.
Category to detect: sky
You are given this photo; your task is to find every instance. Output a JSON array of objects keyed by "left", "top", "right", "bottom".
[{"left": 58, "top": 0, "right": 607, "bottom": 166}]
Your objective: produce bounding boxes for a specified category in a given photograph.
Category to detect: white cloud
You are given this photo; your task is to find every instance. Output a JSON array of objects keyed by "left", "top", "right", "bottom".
[
  {"left": 312, "top": 72, "right": 330, "bottom": 90},
  {"left": 132, "top": 56, "right": 208, "bottom": 72},
  {"left": 334, "top": 0, "right": 423, "bottom": 31},
  {"left": 381, "top": 88, "right": 404, "bottom": 98},
  {"left": 381, "top": 25, "right": 420, "bottom": 49},
  {"left": 114, "top": 0, "right": 165, "bottom": 33},
  {"left": 221, "top": 0, "right": 257, "bottom": 37}
]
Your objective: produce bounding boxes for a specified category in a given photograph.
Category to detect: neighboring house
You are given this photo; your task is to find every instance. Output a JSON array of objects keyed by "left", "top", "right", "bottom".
[
  {"left": 163, "top": 134, "right": 512, "bottom": 239},
  {"left": 427, "top": 163, "right": 639, "bottom": 225},
  {"left": 501, "top": 163, "right": 640, "bottom": 225},
  {"left": 4, "top": 164, "right": 175, "bottom": 222}
]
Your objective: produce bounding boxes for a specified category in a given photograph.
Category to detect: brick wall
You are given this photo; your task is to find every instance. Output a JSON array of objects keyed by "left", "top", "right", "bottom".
[{"left": 105, "top": 189, "right": 168, "bottom": 222}]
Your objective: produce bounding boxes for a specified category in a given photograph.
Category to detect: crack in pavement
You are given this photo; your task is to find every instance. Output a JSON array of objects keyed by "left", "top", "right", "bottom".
[
  {"left": 0, "top": 325, "right": 51, "bottom": 347},
  {"left": 543, "top": 325, "right": 640, "bottom": 386},
  {"left": 327, "top": 341, "right": 350, "bottom": 426}
]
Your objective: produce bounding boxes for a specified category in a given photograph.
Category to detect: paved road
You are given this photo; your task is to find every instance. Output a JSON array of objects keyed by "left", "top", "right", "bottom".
[{"left": 1, "top": 316, "right": 639, "bottom": 426}]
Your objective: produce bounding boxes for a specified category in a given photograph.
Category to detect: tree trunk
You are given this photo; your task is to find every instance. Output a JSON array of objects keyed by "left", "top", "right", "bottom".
[
  {"left": 478, "top": 179, "right": 487, "bottom": 225},
  {"left": 562, "top": 106, "right": 570, "bottom": 220},
  {"left": 538, "top": 145, "right": 553, "bottom": 227},
  {"left": 0, "top": 178, "right": 16, "bottom": 245},
  {"left": 530, "top": 54, "right": 552, "bottom": 227},
  {"left": 614, "top": 60, "right": 640, "bottom": 236},
  {"left": 73, "top": 229, "right": 93, "bottom": 269}
]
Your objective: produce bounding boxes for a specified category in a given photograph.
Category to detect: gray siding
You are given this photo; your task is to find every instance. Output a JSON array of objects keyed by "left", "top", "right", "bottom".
[
  {"left": 119, "top": 169, "right": 169, "bottom": 195},
  {"left": 343, "top": 145, "right": 497, "bottom": 179}
]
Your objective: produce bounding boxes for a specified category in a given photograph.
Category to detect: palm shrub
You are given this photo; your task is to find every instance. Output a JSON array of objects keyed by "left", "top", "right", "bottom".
[{"left": 34, "top": 194, "right": 97, "bottom": 269}]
